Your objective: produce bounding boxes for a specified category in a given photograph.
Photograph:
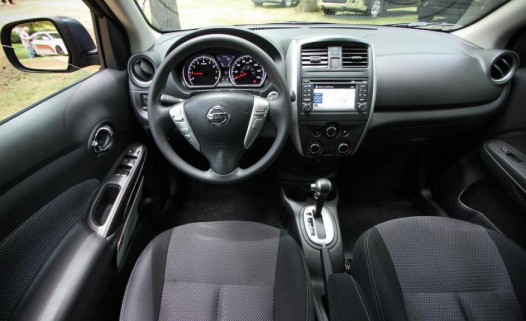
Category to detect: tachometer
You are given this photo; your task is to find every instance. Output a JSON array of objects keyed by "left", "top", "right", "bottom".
[
  {"left": 184, "top": 55, "right": 221, "bottom": 87},
  {"left": 229, "top": 55, "right": 266, "bottom": 87}
]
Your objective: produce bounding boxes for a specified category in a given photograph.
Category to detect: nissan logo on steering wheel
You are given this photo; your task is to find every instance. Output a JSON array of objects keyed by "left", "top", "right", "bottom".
[{"left": 206, "top": 106, "right": 231, "bottom": 126}]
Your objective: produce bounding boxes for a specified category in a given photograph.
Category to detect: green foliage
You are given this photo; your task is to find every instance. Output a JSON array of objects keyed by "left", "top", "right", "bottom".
[{"left": 10, "top": 21, "right": 57, "bottom": 44}]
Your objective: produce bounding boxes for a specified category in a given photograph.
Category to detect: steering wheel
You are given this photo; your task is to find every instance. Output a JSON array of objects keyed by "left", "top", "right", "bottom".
[{"left": 147, "top": 34, "right": 291, "bottom": 184}]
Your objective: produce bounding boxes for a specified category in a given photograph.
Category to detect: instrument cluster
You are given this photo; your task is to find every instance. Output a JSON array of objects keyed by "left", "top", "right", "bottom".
[{"left": 180, "top": 51, "right": 267, "bottom": 89}]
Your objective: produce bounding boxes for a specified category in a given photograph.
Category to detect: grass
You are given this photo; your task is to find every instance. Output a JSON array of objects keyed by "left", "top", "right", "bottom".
[
  {"left": 0, "top": 0, "right": 418, "bottom": 122},
  {"left": 0, "top": 52, "right": 99, "bottom": 120},
  {"left": 0, "top": 0, "right": 99, "bottom": 122},
  {"left": 13, "top": 43, "right": 29, "bottom": 60}
]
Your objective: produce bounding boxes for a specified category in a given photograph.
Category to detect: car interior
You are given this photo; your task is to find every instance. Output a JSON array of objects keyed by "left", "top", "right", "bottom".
[{"left": 1, "top": 0, "right": 526, "bottom": 320}]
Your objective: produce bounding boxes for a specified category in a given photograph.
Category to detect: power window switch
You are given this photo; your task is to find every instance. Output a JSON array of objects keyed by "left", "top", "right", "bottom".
[
  {"left": 121, "top": 158, "right": 136, "bottom": 167},
  {"left": 116, "top": 168, "right": 131, "bottom": 176},
  {"left": 127, "top": 149, "right": 141, "bottom": 157}
]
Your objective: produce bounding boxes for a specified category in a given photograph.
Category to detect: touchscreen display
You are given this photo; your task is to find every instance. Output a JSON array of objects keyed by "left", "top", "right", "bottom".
[{"left": 312, "top": 84, "right": 356, "bottom": 110}]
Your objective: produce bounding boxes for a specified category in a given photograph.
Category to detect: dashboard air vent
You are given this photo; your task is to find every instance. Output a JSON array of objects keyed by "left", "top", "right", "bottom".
[
  {"left": 490, "top": 53, "right": 518, "bottom": 85},
  {"left": 129, "top": 55, "right": 156, "bottom": 87},
  {"left": 301, "top": 47, "right": 328, "bottom": 68},
  {"left": 342, "top": 47, "right": 368, "bottom": 68}
]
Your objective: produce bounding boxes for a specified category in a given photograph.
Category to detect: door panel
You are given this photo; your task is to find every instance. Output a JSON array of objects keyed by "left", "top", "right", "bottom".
[{"left": 0, "top": 69, "right": 138, "bottom": 321}]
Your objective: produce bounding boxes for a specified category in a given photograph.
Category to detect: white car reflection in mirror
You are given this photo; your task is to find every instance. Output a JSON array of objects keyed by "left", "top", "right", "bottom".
[{"left": 31, "top": 31, "right": 68, "bottom": 56}]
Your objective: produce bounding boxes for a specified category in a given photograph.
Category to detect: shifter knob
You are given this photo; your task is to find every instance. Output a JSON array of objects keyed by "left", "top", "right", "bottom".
[{"left": 311, "top": 178, "right": 332, "bottom": 218}]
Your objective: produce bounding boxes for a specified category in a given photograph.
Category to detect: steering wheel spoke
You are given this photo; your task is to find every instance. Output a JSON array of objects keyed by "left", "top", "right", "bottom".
[
  {"left": 147, "top": 33, "right": 291, "bottom": 183},
  {"left": 169, "top": 102, "right": 201, "bottom": 152},
  {"left": 244, "top": 95, "right": 270, "bottom": 149}
]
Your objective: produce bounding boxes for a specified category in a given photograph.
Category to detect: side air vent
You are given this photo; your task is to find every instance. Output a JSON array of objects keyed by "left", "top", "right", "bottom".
[
  {"left": 342, "top": 47, "right": 368, "bottom": 69},
  {"left": 489, "top": 52, "right": 518, "bottom": 85},
  {"left": 128, "top": 55, "right": 156, "bottom": 87},
  {"left": 301, "top": 47, "right": 328, "bottom": 68}
]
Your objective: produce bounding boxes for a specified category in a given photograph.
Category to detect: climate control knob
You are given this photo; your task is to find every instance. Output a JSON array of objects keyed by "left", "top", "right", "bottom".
[
  {"left": 308, "top": 141, "right": 322, "bottom": 155},
  {"left": 337, "top": 142, "right": 351, "bottom": 155},
  {"left": 324, "top": 125, "right": 338, "bottom": 138}
]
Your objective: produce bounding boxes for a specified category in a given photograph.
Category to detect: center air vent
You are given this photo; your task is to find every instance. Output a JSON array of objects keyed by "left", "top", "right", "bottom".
[
  {"left": 301, "top": 47, "right": 328, "bottom": 68},
  {"left": 490, "top": 52, "right": 518, "bottom": 85},
  {"left": 342, "top": 47, "right": 368, "bottom": 68},
  {"left": 128, "top": 55, "right": 156, "bottom": 87}
]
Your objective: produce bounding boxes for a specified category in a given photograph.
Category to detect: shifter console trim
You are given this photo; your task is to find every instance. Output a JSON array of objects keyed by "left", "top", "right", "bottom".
[{"left": 303, "top": 205, "right": 335, "bottom": 245}]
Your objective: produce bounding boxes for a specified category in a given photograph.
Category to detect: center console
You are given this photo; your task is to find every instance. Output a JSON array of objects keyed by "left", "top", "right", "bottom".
[{"left": 287, "top": 36, "right": 375, "bottom": 157}]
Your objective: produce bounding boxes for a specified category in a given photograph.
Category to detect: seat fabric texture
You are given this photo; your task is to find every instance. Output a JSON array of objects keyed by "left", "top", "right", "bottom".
[
  {"left": 120, "top": 221, "right": 313, "bottom": 321},
  {"left": 329, "top": 216, "right": 526, "bottom": 321}
]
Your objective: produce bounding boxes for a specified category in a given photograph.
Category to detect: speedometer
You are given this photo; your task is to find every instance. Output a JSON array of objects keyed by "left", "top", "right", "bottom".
[
  {"left": 184, "top": 55, "right": 221, "bottom": 87},
  {"left": 229, "top": 55, "right": 266, "bottom": 87}
]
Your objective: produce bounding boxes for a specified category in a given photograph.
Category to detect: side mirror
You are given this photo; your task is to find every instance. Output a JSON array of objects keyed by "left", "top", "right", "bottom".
[{"left": 1, "top": 17, "right": 99, "bottom": 73}]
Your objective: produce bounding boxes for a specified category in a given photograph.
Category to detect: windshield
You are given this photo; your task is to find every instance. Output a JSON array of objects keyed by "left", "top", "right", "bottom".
[{"left": 135, "top": 0, "right": 508, "bottom": 32}]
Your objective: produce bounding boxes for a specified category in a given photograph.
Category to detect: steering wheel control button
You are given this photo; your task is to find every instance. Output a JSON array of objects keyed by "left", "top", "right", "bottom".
[
  {"left": 252, "top": 119, "right": 265, "bottom": 129},
  {"left": 206, "top": 106, "right": 231, "bottom": 126},
  {"left": 170, "top": 107, "right": 184, "bottom": 122},
  {"left": 244, "top": 96, "right": 270, "bottom": 149},
  {"left": 170, "top": 103, "right": 201, "bottom": 151}
]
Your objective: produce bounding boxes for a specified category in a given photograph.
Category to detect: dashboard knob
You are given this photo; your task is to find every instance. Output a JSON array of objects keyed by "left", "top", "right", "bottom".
[
  {"left": 302, "top": 103, "right": 312, "bottom": 113},
  {"left": 337, "top": 142, "right": 351, "bottom": 155},
  {"left": 357, "top": 103, "right": 367, "bottom": 112},
  {"left": 308, "top": 142, "right": 322, "bottom": 155},
  {"left": 324, "top": 125, "right": 338, "bottom": 138}
]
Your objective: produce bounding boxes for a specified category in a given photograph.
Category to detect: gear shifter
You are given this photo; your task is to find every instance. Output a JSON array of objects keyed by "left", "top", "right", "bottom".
[{"left": 311, "top": 178, "right": 332, "bottom": 218}]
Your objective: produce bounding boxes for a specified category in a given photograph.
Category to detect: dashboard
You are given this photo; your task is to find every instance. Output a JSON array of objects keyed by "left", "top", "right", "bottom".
[{"left": 127, "top": 25, "right": 518, "bottom": 158}]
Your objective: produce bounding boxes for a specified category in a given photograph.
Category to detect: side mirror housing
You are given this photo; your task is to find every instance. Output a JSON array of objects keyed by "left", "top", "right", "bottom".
[{"left": 1, "top": 17, "right": 99, "bottom": 73}]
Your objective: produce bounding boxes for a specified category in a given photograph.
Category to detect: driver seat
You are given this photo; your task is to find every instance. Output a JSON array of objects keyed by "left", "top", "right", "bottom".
[{"left": 120, "top": 221, "right": 313, "bottom": 321}]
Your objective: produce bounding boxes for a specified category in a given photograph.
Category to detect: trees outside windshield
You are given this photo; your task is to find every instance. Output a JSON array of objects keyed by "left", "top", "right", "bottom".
[{"left": 137, "top": 0, "right": 508, "bottom": 31}]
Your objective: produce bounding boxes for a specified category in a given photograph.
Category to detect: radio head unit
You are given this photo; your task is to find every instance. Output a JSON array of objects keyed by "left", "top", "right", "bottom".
[{"left": 302, "top": 79, "right": 368, "bottom": 113}]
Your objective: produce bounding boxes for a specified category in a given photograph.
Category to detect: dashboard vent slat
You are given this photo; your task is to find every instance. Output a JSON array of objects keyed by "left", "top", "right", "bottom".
[
  {"left": 301, "top": 47, "right": 328, "bottom": 68},
  {"left": 342, "top": 47, "right": 368, "bottom": 69},
  {"left": 490, "top": 53, "right": 517, "bottom": 84}
]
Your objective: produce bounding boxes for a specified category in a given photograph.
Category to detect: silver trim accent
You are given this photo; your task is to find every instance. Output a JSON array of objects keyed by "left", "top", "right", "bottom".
[
  {"left": 229, "top": 55, "right": 267, "bottom": 88},
  {"left": 303, "top": 205, "right": 335, "bottom": 246},
  {"left": 88, "top": 144, "right": 146, "bottom": 238},
  {"left": 286, "top": 39, "right": 304, "bottom": 155},
  {"left": 91, "top": 125, "right": 114, "bottom": 154},
  {"left": 128, "top": 55, "right": 156, "bottom": 88},
  {"left": 489, "top": 52, "right": 519, "bottom": 85},
  {"left": 169, "top": 103, "right": 201, "bottom": 151},
  {"left": 244, "top": 96, "right": 270, "bottom": 149},
  {"left": 206, "top": 105, "right": 231, "bottom": 126},
  {"left": 182, "top": 54, "right": 221, "bottom": 88}
]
